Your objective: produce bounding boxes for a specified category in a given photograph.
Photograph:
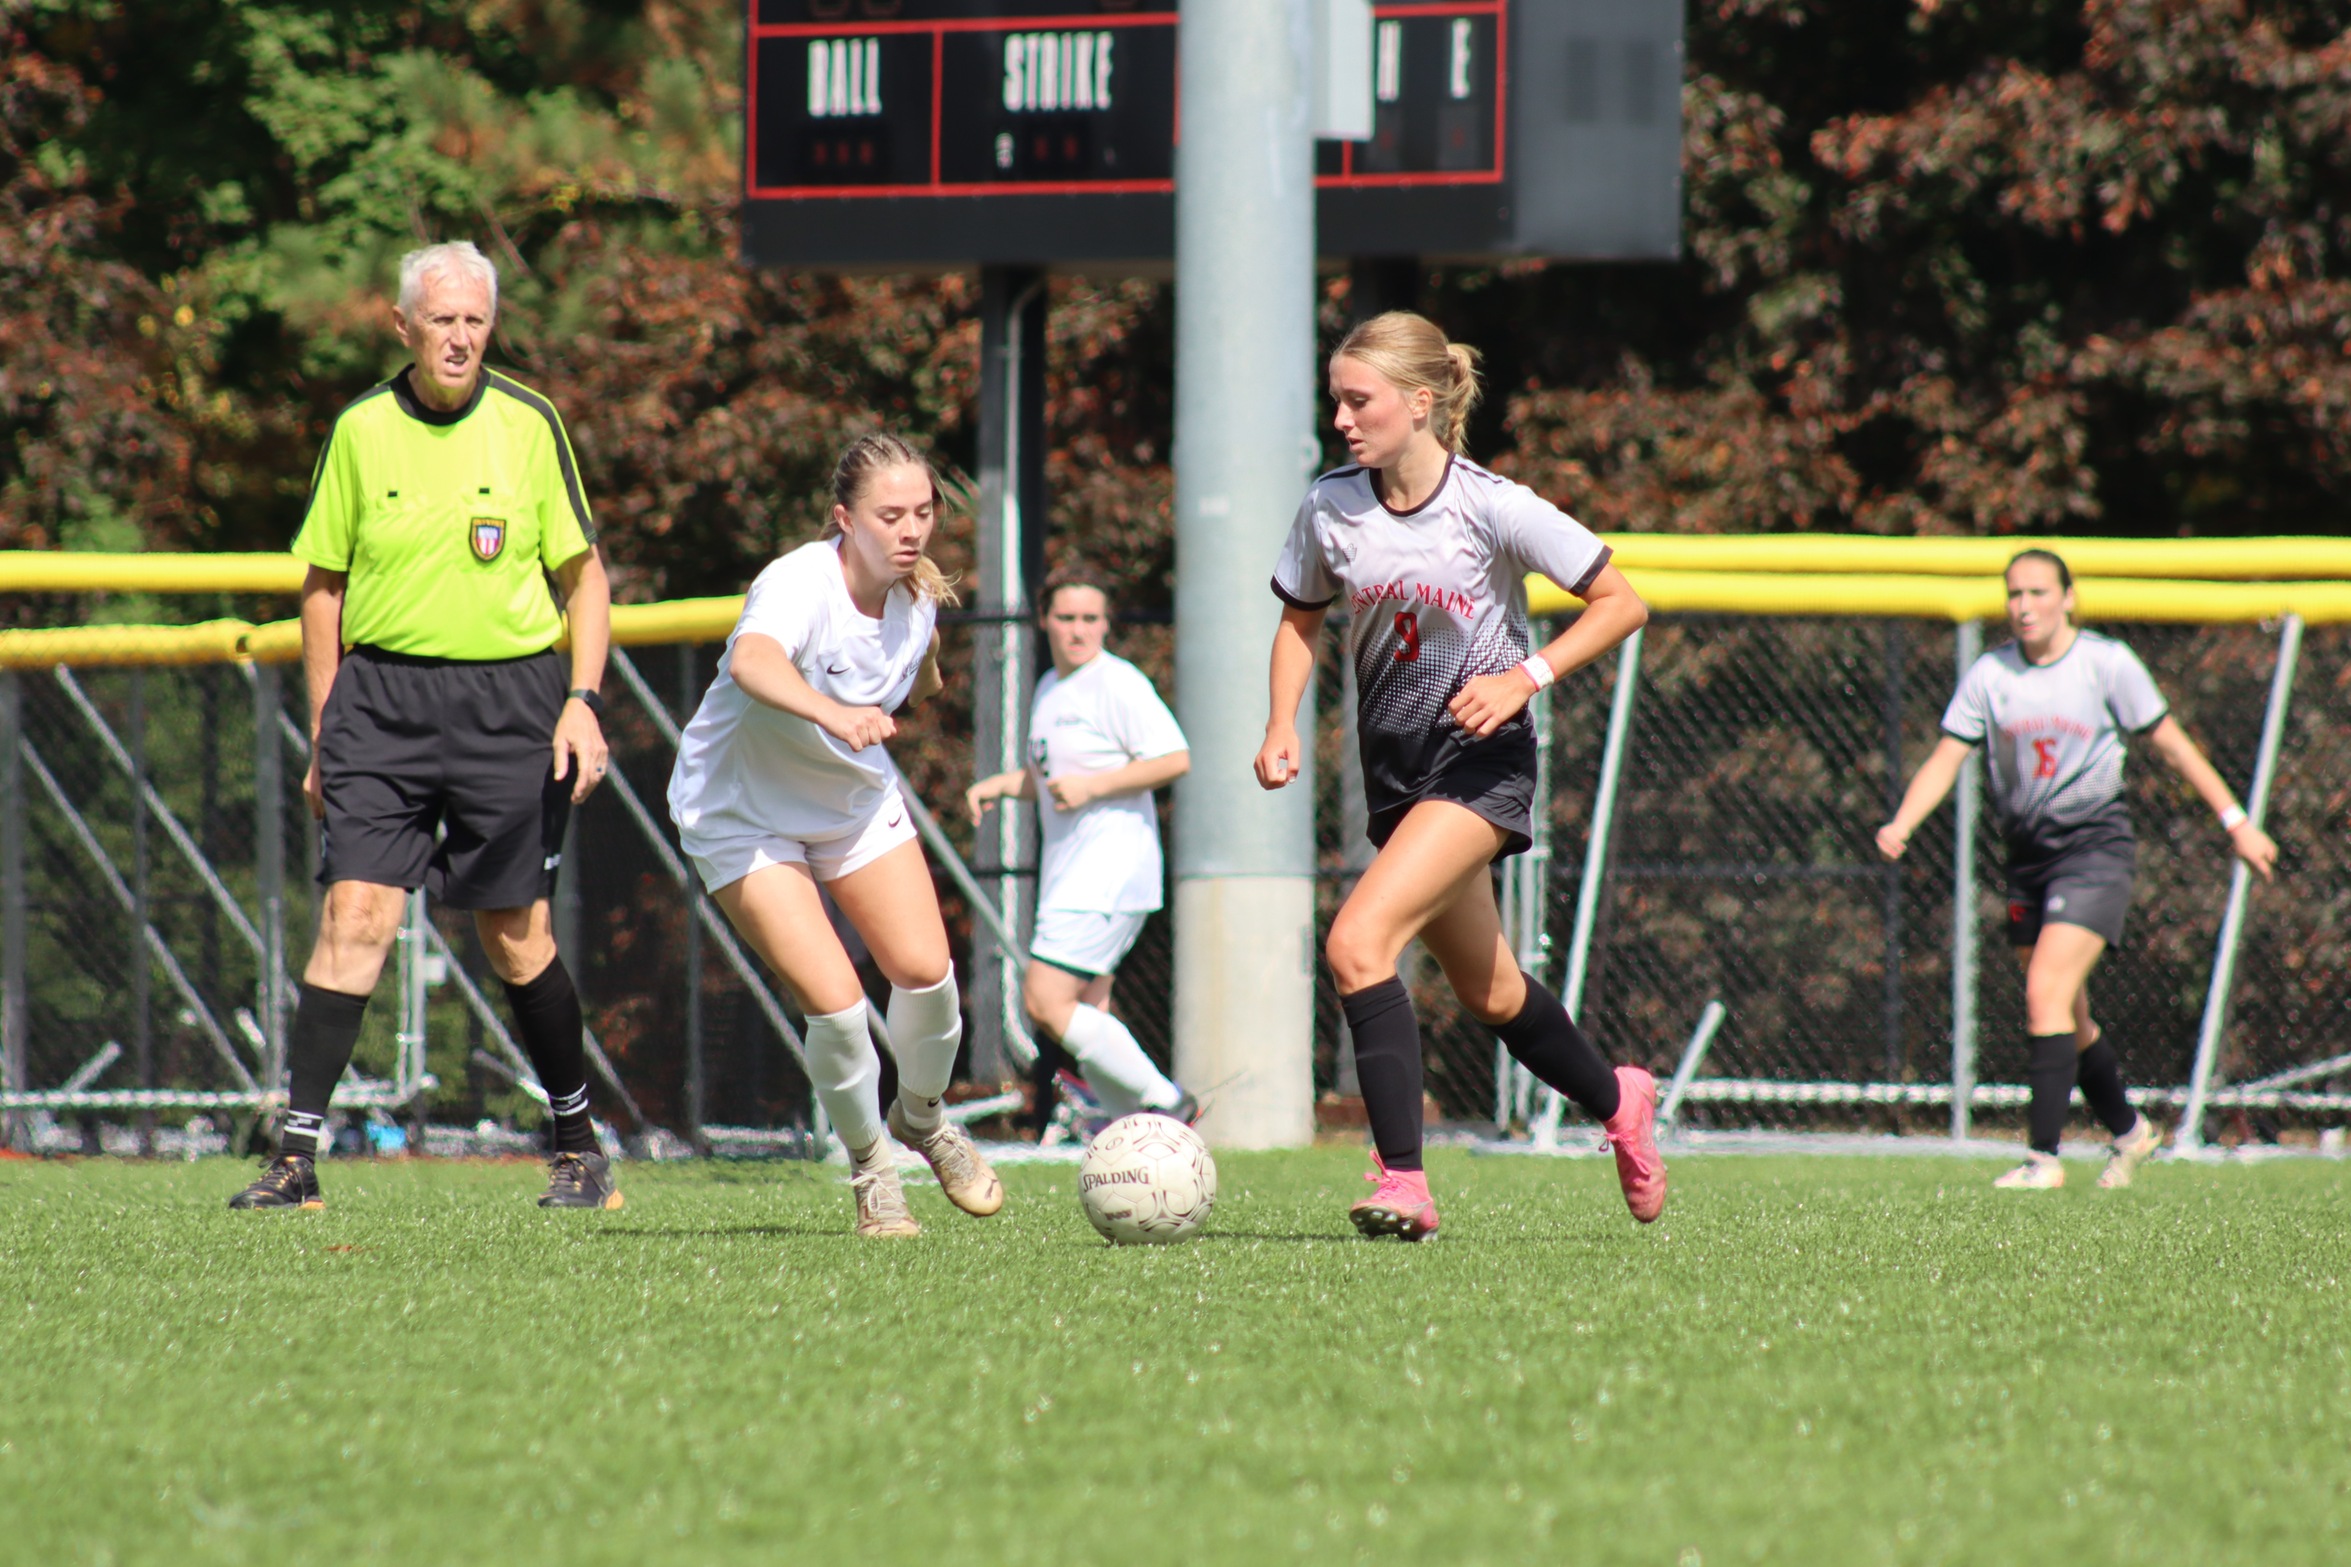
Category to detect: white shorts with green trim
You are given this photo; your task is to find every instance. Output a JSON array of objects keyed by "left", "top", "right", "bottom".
[{"left": 1029, "top": 908, "right": 1152, "bottom": 980}]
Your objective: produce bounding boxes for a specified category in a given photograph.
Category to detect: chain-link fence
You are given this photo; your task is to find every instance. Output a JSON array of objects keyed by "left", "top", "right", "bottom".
[{"left": 3, "top": 611, "right": 2344, "bottom": 1151}]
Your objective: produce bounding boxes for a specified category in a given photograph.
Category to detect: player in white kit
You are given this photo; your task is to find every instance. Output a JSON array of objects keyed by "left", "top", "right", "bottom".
[
  {"left": 668, "top": 433, "right": 1004, "bottom": 1238},
  {"left": 967, "top": 572, "right": 1197, "bottom": 1127},
  {"left": 1257, "top": 311, "right": 1664, "bottom": 1241},
  {"left": 1879, "top": 550, "right": 2278, "bottom": 1189}
]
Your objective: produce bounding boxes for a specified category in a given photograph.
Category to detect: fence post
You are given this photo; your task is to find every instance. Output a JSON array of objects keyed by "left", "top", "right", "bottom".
[
  {"left": 680, "top": 645, "right": 708, "bottom": 1153},
  {"left": 2176, "top": 613, "right": 2302, "bottom": 1154},
  {"left": 1949, "top": 620, "right": 1981, "bottom": 1140},
  {"left": 1505, "top": 617, "right": 1556, "bottom": 1127},
  {"left": 399, "top": 890, "right": 428, "bottom": 1106},
  {"left": 1880, "top": 621, "right": 1905, "bottom": 1087},
  {"left": 1, "top": 671, "right": 24, "bottom": 1149},
  {"left": 129, "top": 671, "right": 154, "bottom": 1154},
  {"left": 1533, "top": 626, "right": 1642, "bottom": 1148},
  {"left": 252, "top": 665, "right": 286, "bottom": 1088}
]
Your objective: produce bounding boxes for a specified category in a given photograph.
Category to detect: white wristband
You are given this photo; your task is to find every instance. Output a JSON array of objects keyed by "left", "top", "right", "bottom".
[
  {"left": 2219, "top": 804, "right": 2248, "bottom": 832},
  {"left": 1519, "top": 655, "right": 1555, "bottom": 691}
]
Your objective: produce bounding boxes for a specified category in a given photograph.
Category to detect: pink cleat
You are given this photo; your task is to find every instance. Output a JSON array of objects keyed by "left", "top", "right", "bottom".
[
  {"left": 1349, "top": 1153, "right": 1440, "bottom": 1241},
  {"left": 1603, "top": 1066, "right": 1667, "bottom": 1223}
]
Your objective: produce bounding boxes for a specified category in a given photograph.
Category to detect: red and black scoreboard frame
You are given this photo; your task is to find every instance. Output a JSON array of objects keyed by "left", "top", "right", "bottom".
[{"left": 742, "top": 0, "right": 1683, "bottom": 268}]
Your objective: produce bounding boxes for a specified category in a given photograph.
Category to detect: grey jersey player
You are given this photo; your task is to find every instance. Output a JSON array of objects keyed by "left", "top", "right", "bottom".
[{"left": 1880, "top": 550, "right": 2277, "bottom": 1191}]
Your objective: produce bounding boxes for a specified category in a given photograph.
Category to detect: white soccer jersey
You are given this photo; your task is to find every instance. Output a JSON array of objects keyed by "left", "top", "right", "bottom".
[
  {"left": 1028, "top": 651, "right": 1188, "bottom": 913},
  {"left": 1271, "top": 454, "right": 1610, "bottom": 819},
  {"left": 1941, "top": 629, "right": 2169, "bottom": 860},
  {"left": 668, "top": 538, "right": 937, "bottom": 844}
]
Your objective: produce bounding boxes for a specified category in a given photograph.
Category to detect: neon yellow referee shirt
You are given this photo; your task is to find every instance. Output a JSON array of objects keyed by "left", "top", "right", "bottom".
[{"left": 291, "top": 367, "right": 596, "bottom": 661}]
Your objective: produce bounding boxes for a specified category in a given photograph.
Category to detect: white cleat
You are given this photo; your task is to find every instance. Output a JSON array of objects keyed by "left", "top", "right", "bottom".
[
  {"left": 1993, "top": 1151, "right": 2066, "bottom": 1190},
  {"left": 848, "top": 1139, "right": 922, "bottom": 1238},
  {"left": 2097, "top": 1116, "right": 2162, "bottom": 1189},
  {"left": 888, "top": 1103, "right": 1006, "bottom": 1217}
]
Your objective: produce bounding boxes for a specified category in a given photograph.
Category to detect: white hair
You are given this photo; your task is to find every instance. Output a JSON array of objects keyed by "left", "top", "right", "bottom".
[{"left": 397, "top": 241, "right": 499, "bottom": 318}]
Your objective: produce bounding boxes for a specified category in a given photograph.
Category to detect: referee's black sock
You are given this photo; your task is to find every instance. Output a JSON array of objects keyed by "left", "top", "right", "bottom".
[
  {"left": 2075, "top": 1037, "right": 2139, "bottom": 1139},
  {"left": 1341, "top": 977, "right": 1424, "bottom": 1173},
  {"left": 2026, "top": 1031, "right": 2077, "bottom": 1155},
  {"left": 1494, "top": 976, "right": 1621, "bottom": 1124},
  {"left": 503, "top": 958, "right": 598, "bottom": 1155},
  {"left": 282, "top": 982, "right": 371, "bottom": 1159}
]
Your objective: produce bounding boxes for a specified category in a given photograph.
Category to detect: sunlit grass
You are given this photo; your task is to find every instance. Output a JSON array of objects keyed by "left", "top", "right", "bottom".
[{"left": 3, "top": 1149, "right": 2346, "bottom": 1565}]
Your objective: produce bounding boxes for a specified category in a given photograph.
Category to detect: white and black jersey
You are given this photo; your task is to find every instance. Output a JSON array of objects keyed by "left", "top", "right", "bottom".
[
  {"left": 1941, "top": 630, "right": 2169, "bottom": 870},
  {"left": 1272, "top": 454, "right": 1610, "bottom": 826}
]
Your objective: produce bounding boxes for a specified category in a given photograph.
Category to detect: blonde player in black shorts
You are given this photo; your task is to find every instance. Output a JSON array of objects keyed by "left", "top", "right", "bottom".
[
  {"left": 1879, "top": 550, "right": 2278, "bottom": 1189},
  {"left": 668, "top": 434, "right": 1003, "bottom": 1238},
  {"left": 1256, "top": 311, "right": 1662, "bottom": 1241}
]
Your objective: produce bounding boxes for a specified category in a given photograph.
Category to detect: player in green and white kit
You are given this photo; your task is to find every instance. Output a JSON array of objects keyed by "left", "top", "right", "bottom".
[
  {"left": 967, "top": 573, "right": 1197, "bottom": 1125},
  {"left": 1880, "top": 550, "right": 2278, "bottom": 1189}
]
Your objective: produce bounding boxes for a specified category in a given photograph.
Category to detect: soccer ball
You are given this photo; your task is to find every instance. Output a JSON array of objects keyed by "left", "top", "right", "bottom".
[{"left": 1078, "top": 1113, "right": 1217, "bottom": 1245}]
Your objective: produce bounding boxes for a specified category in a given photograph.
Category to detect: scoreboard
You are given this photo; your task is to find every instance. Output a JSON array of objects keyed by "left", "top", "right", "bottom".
[{"left": 743, "top": 0, "right": 1683, "bottom": 267}]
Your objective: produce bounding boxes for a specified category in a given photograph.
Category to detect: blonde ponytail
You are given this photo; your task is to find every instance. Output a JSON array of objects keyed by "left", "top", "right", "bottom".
[
  {"left": 1331, "top": 311, "right": 1485, "bottom": 452},
  {"left": 827, "top": 431, "right": 962, "bottom": 606}
]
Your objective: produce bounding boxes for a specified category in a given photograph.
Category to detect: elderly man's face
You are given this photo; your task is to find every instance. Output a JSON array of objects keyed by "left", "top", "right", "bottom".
[{"left": 393, "top": 268, "right": 494, "bottom": 407}]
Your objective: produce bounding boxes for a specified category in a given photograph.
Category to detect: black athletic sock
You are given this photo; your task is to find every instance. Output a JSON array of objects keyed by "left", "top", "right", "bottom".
[
  {"left": 503, "top": 958, "right": 598, "bottom": 1155},
  {"left": 2026, "top": 1031, "right": 2077, "bottom": 1155},
  {"left": 1494, "top": 977, "right": 1621, "bottom": 1124},
  {"left": 2075, "top": 1038, "right": 2138, "bottom": 1138},
  {"left": 1341, "top": 977, "right": 1424, "bottom": 1173},
  {"left": 282, "top": 982, "right": 370, "bottom": 1158}
]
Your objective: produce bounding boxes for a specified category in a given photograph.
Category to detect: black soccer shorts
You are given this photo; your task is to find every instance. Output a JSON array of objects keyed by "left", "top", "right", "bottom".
[
  {"left": 2005, "top": 840, "right": 2136, "bottom": 949},
  {"left": 316, "top": 645, "right": 572, "bottom": 910}
]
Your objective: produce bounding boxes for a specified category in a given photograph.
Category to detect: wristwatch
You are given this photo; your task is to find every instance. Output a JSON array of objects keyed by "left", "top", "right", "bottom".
[{"left": 568, "top": 687, "right": 606, "bottom": 718}]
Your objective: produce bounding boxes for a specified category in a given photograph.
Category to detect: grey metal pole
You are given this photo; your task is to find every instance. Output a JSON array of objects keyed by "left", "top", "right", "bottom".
[
  {"left": 1506, "top": 617, "right": 1556, "bottom": 1126},
  {"left": 1880, "top": 620, "right": 1905, "bottom": 1087},
  {"left": 253, "top": 665, "right": 286, "bottom": 1089},
  {"left": 1172, "top": 0, "right": 1319, "bottom": 1149},
  {"left": 1, "top": 671, "right": 24, "bottom": 1149},
  {"left": 2177, "top": 613, "right": 2302, "bottom": 1154},
  {"left": 1949, "top": 620, "right": 1982, "bottom": 1140},
  {"left": 129, "top": 672, "right": 154, "bottom": 1154},
  {"left": 973, "top": 265, "right": 1047, "bottom": 1091},
  {"left": 1533, "top": 627, "right": 1643, "bottom": 1147},
  {"left": 681, "top": 645, "right": 707, "bottom": 1152}
]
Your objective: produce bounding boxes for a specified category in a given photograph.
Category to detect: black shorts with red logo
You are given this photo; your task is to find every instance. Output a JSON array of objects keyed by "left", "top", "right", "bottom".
[
  {"left": 316, "top": 645, "right": 571, "bottom": 910},
  {"left": 2004, "top": 838, "right": 2136, "bottom": 949}
]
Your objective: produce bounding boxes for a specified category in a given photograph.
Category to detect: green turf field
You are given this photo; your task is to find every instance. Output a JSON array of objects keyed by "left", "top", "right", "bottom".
[{"left": 4, "top": 1149, "right": 2347, "bottom": 1566}]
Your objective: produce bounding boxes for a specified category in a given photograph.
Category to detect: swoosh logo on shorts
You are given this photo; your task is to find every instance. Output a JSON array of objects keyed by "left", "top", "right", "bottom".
[
  {"left": 887, "top": 812, "right": 904, "bottom": 828},
  {"left": 827, "top": 663, "right": 851, "bottom": 675}
]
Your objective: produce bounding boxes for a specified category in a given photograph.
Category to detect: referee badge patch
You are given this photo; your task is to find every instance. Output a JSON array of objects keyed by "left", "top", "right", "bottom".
[{"left": 469, "top": 517, "right": 506, "bottom": 563}]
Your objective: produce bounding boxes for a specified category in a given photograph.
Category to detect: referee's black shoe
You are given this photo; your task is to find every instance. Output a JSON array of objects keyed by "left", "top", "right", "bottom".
[
  {"left": 228, "top": 1154, "right": 323, "bottom": 1211},
  {"left": 538, "top": 1151, "right": 624, "bottom": 1210}
]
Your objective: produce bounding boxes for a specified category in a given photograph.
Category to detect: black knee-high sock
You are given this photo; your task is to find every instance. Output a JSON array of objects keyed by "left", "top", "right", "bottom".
[
  {"left": 503, "top": 958, "right": 598, "bottom": 1155},
  {"left": 2075, "top": 1038, "right": 2138, "bottom": 1138},
  {"left": 1494, "top": 977, "right": 1621, "bottom": 1124},
  {"left": 1341, "top": 977, "right": 1423, "bottom": 1173},
  {"left": 2026, "top": 1031, "right": 2077, "bottom": 1155},
  {"left": 282, "top": 982, "right": 370, "bottom": 1158}
]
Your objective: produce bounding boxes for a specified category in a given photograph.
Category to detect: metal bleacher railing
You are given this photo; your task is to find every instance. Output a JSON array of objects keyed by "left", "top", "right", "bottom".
[{"left": 6, "top": 537, "right": 2351, "bottom": 1156}]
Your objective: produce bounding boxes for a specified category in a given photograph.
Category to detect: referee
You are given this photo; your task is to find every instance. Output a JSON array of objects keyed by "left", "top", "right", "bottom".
[{"left": 230, "top": 241, "right": 619, "bottom": 1212}]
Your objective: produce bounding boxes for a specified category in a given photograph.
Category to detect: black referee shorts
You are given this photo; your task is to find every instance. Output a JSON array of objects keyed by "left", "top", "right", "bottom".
[{"left": 316, "top": 645, "right": 571, "bottom": 911}]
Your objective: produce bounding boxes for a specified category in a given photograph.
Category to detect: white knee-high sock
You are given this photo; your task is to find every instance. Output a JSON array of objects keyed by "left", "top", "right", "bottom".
[
  {"left": 1060, "top": 1003, "right": 1180, "bottom": 1116},
  {"left": 887, "top": 972, "right": 963, "bottom": 1136},
  {"left": 804, "top": 1000, "right": 883, "bottom": 1153}
]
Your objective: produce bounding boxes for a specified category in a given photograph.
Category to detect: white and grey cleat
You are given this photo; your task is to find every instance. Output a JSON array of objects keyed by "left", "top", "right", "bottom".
[
  {"left": 2097, "top": 1116, "right": 2163, "bottom": 1189},
  {"left": 848, "top": 1138, "right": 922, "bottom": 1238},
  {"left": 1993, "top": 1151, "right": 2066, "bottom": 1190}
]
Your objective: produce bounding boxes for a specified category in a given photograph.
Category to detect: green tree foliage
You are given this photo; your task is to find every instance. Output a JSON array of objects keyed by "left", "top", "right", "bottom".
[
  {"left": 11, "top": 0, "right": 2351, "bottom": 584},
  {"left": 1496, "top": 0, "right": 2351, "bottom": 537}
]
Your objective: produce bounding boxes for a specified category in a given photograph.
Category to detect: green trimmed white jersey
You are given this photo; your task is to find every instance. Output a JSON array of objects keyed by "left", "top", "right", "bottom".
[{"left": 291, "top": 367, "right": 596, "bottom": 661}]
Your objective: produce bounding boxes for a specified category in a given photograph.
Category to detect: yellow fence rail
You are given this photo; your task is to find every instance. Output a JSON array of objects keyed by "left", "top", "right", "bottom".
[{"left": 7, "top": 544, "right": 2350, "bottom": 667}]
